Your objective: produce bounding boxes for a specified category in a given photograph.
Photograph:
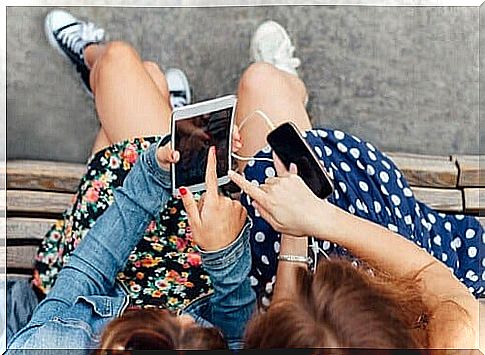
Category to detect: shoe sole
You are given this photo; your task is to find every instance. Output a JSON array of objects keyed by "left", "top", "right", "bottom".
[
  {"left": 44, "top": 11, "right": 94, "bottom": 98},
  {"left": 166, "top": 68, "right": 192, "bottom": 105},
  {"left": 250, "top": 20, "right": 291, "bottom": 63}
]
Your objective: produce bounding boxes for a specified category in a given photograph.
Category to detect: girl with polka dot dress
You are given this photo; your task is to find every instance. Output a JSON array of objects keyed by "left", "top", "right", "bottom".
[
  {"left": 231, "top": 21, "right": 484, "bottom": 305},
  {"left": 241, "top": 129, "right": 484, "bottom": 301}
]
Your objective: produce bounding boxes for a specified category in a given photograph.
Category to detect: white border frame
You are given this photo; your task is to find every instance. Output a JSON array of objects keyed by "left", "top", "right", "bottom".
[
  {"left": 171, "top": 94, "right": 237, "bottom": 196},
  {"left": 1, "top": 2, "right": 482, "bottom": 353}
]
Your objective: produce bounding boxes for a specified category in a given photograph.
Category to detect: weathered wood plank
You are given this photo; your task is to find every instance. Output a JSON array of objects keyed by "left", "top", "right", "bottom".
[
  {"left": 389, "top": 155, "right": 458, "bottom": 187},
  {"left": 454, "top": 155, "right": 485, "bottom": 187},
  {"left": 7, "top": 217, "right": 56, "bottom": 240},
  {"left": 0, "top": 246, "right": 4, "bottom": 271},
  {"left": 3, "top": 273, "right": 32, "bottom": 280},
  {"left": 6, "top": 245, "right": 37, "bottom": 270},
  {"left": 6, "top": 160, "right": 85, "bottom": 193},
  {"left": 411, "top": 187, "right": 463, "bottom": 212},
  {"left": 7, "top": 190, "right": 73, "bottom": 215},
  {"left": 477, "top": 217, "right": 485, "bottom": 228},
  {"left": 464, "top": 188, "right": 484, "bottom": 212},
  {"left": 385, "top": 152, "right": 451, "bottom": 161}
]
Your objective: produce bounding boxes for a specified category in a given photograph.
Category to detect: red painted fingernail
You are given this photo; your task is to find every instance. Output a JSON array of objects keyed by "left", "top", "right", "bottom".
[{"left": 179, "top": 187, "right": 188, "bottom": 196}]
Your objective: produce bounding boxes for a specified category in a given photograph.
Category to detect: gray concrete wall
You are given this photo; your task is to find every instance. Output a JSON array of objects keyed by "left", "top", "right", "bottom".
[{"left": 7, "top": 6, "right": 479, "bottom": 163}]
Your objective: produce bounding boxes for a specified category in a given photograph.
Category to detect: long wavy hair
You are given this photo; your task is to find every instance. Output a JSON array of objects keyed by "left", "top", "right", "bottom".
[{"left": 244, "top": 258, "right": 437, "bottom": 351}]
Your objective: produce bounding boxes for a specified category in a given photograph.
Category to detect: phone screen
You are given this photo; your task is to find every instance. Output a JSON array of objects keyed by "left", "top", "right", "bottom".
[
  {"left": 267, "top": 123, "right": 333, "bottom": 199},
  {"left": 174, "top": 107, "right": 233, "bottom": 189}
]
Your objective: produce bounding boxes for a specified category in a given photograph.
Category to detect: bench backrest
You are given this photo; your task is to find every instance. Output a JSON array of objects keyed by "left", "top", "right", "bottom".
[{"left": 3, "top": 153, "right": 484, "bottom": 278}]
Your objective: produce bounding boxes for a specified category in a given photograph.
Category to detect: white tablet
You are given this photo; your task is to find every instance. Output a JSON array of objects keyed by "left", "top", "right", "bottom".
[{"left": 171, "top": 95, "right": 237, "bottom": 196}]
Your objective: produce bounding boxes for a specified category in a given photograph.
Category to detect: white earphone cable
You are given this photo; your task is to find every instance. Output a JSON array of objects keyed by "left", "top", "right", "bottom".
[{"left": 232, "top": 109, "right": 276, "bottom": 162}]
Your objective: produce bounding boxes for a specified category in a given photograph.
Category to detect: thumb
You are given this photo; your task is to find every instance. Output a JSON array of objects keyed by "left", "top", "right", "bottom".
[
  {"left": 289, "top": 163, "right": 298, "bottom": 174},
  {"left": 272, "top": 152, "right": 289, "bottom": 177},
  {"left": 157, "top": 146, "right": 180, "bottom": 170}
]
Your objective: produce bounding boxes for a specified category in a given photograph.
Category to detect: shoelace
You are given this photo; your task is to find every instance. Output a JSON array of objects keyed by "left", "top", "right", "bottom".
[
  {"left": 171, "top": 95, "right": 187, "bottom": 108},
  {"left": 56, "top": 22, "right": 105, "bottom": 57},
  {"left": 273, "top": 40, "right": 301, "bottom": 71}
]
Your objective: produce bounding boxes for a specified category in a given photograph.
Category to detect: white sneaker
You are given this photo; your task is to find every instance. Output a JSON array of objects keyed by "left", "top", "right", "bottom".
[
  {"left": 166, "top": 68, "right": 192, "bottom": 109},
  {"left": 45, "top": 10, "right": 105, "bottom": 96},
  {"left": 250, "top": 20, "right": 301, "bottom": 76}
]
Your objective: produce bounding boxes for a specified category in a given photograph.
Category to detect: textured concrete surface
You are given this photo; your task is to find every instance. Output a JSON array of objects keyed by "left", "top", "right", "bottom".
[
  {"left": 7, "top": 6, "right": 480, "bottom": 163},
  {"left": 480, "top": 3, "right": 484, "bottom": 153}
]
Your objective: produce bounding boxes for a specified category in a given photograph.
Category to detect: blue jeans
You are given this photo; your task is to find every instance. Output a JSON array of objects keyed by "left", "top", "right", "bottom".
[{"left": 6, "top": 279, "right": 39, "bottom": 344}]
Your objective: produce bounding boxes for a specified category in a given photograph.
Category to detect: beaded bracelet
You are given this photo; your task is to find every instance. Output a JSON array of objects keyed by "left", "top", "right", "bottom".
[{"left": 277, "top": 254, "right": 311, "bottom": 266}]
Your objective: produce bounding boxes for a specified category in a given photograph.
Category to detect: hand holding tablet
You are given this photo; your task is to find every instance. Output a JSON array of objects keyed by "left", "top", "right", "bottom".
[{"left": 171, "top": 95, "right": 237, "bottom": 196}]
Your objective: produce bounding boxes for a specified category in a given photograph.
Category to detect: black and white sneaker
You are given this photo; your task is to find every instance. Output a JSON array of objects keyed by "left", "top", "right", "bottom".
[
  {"left": 166, "top": 68, "right": 192, "bottom": 108},
  {"left": 45, "top": 10, "right": 105, "bottom": 97}
]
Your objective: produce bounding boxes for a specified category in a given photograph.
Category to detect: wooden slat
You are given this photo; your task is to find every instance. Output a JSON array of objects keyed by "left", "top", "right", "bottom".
[
  {"left": 7, "top": 190, "right": 73, "bottom": 215},
  {"left": 464, "top": 188, "right": 484, "bottom": 212},
  {"left": 7, "top": 217, "right": 56, "bottom": 240},
  {"left": 0, "top": 246, "right": 4, "bottom": 271},
  {"left": 454, "top": 155, "right": 485, "bottom": 187},
  {"left": 478, "top": 217, "right": 485, "bottom": 228},
  {"left": 385, "top": 152, "right": 451, "bottom": 161},
  {"left": 3, "top": 273, "right": 32, "bottom": 280},
  {"left": 6, "top": 160, "right": 84, "bottom": 193},
  {"left": 389, "top": 155, "right": 458, "bottom": 187},
  {"left": 411, "top": 187, "right": 463, "bottom": 212},
  {"left": 6, "top": 245, "right": 37, "bottom": 270},
  {"left": 480, "top": 300, "right": 485, "bottom": 344}
]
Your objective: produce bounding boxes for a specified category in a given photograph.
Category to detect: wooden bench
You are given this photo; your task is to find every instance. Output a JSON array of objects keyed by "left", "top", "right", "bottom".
[{"left": 2, "top": 153, "right": 484, "bottom": 279}]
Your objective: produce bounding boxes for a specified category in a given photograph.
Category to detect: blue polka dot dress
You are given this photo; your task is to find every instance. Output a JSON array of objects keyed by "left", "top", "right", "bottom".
[{"left": 241, "top": 128, "right": 484, "bottom": 300}]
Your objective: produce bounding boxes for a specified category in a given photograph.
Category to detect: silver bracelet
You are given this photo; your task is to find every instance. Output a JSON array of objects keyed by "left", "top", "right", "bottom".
[{"left": 277, "top": 254, "right": 311, "bottom": 265}]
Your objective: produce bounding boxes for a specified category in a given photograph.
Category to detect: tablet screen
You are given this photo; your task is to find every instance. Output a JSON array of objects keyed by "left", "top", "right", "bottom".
[{"left": 174, "top": 107, "right": 233, "bottom": 189}]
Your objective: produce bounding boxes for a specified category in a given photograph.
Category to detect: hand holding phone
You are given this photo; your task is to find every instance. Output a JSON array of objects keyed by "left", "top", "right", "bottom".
[
  {"left": 266, "top": 122, "right": 333, "bottom": 199},
  {"left": 228, "top": 161, "right": 335, "bottom": 238}
]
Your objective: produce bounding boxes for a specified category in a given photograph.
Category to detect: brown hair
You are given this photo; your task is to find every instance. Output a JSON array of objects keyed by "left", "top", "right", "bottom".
[
  {"left": 244, "top": 258, "right": 432, "bottom": 351},
  {"left": 95, "top": 308, "right": 226, "bottom": 353}
]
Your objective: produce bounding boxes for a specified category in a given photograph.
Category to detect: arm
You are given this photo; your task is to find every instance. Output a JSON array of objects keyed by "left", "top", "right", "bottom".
[
  {"left": 230, "top": 167, "right": 479, "bottom": 349},
  {"left": 272, "top": 234, "right": 308, "bottom": 303},
  {"left": 308, "top": 202, "right": 479, "bottom": 349},
  {"left": 30, "top": 142, "right": 174, "bottom": 321},
  {"left": 199, "top": 221, "right": 256, "bottom": 348},
  {"left": 180, "top": 147, "right": 255, "bottom": 348}
]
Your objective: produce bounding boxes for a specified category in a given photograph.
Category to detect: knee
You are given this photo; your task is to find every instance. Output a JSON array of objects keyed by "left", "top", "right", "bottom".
[
  {"left": 90, "top": 41, "right": 139, "bottom": 93},
  {"left": 95, "top": 41, "right": 139, "bottom": 72},
  {"left": 143, "top": 60, "right": 160, "bottom": 73},
  {"left": 238, "top": 62, "right": 281, "bottom": 95},
  {"left": 143, "top": 61, "right": 170, "bottom": 99}
]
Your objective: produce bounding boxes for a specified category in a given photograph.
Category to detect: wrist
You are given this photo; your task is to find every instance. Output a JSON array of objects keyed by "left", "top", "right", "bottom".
[
  {"left": 306, "top": 200, "right": 340, "bottom": 239},
  {"left": 280, "top": 234, "right": 307, "bottom": 257},
  {"left": 198, "top": 221, "right": 250, "bottom": 255}
]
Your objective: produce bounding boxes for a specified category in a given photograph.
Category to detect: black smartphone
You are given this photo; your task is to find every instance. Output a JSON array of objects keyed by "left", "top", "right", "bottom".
[{"left": 266, "top": 122, "right": 334, "bottom": 199}]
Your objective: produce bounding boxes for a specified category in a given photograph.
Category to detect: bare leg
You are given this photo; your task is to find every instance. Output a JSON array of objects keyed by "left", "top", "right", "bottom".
[
  {"left": 142, "top": 60, "right": 171, "bottom": 103},
  {"left": 235, "top": 62, "right": 311, "bottom": 170},
  {"left": 84, "top": 41, "right": 172, "bottom": 146},
  {"left": 91, "top": 128, "right": 111, "bottom": 155},
  {"left": 89, "top": 60, "right": 171, "bottom": 154}
]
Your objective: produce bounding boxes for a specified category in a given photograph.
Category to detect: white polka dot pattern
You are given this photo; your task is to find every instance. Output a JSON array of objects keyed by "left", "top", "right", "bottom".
[{"left": 240, "top": 128, "right": 485, "bottom": 299}]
